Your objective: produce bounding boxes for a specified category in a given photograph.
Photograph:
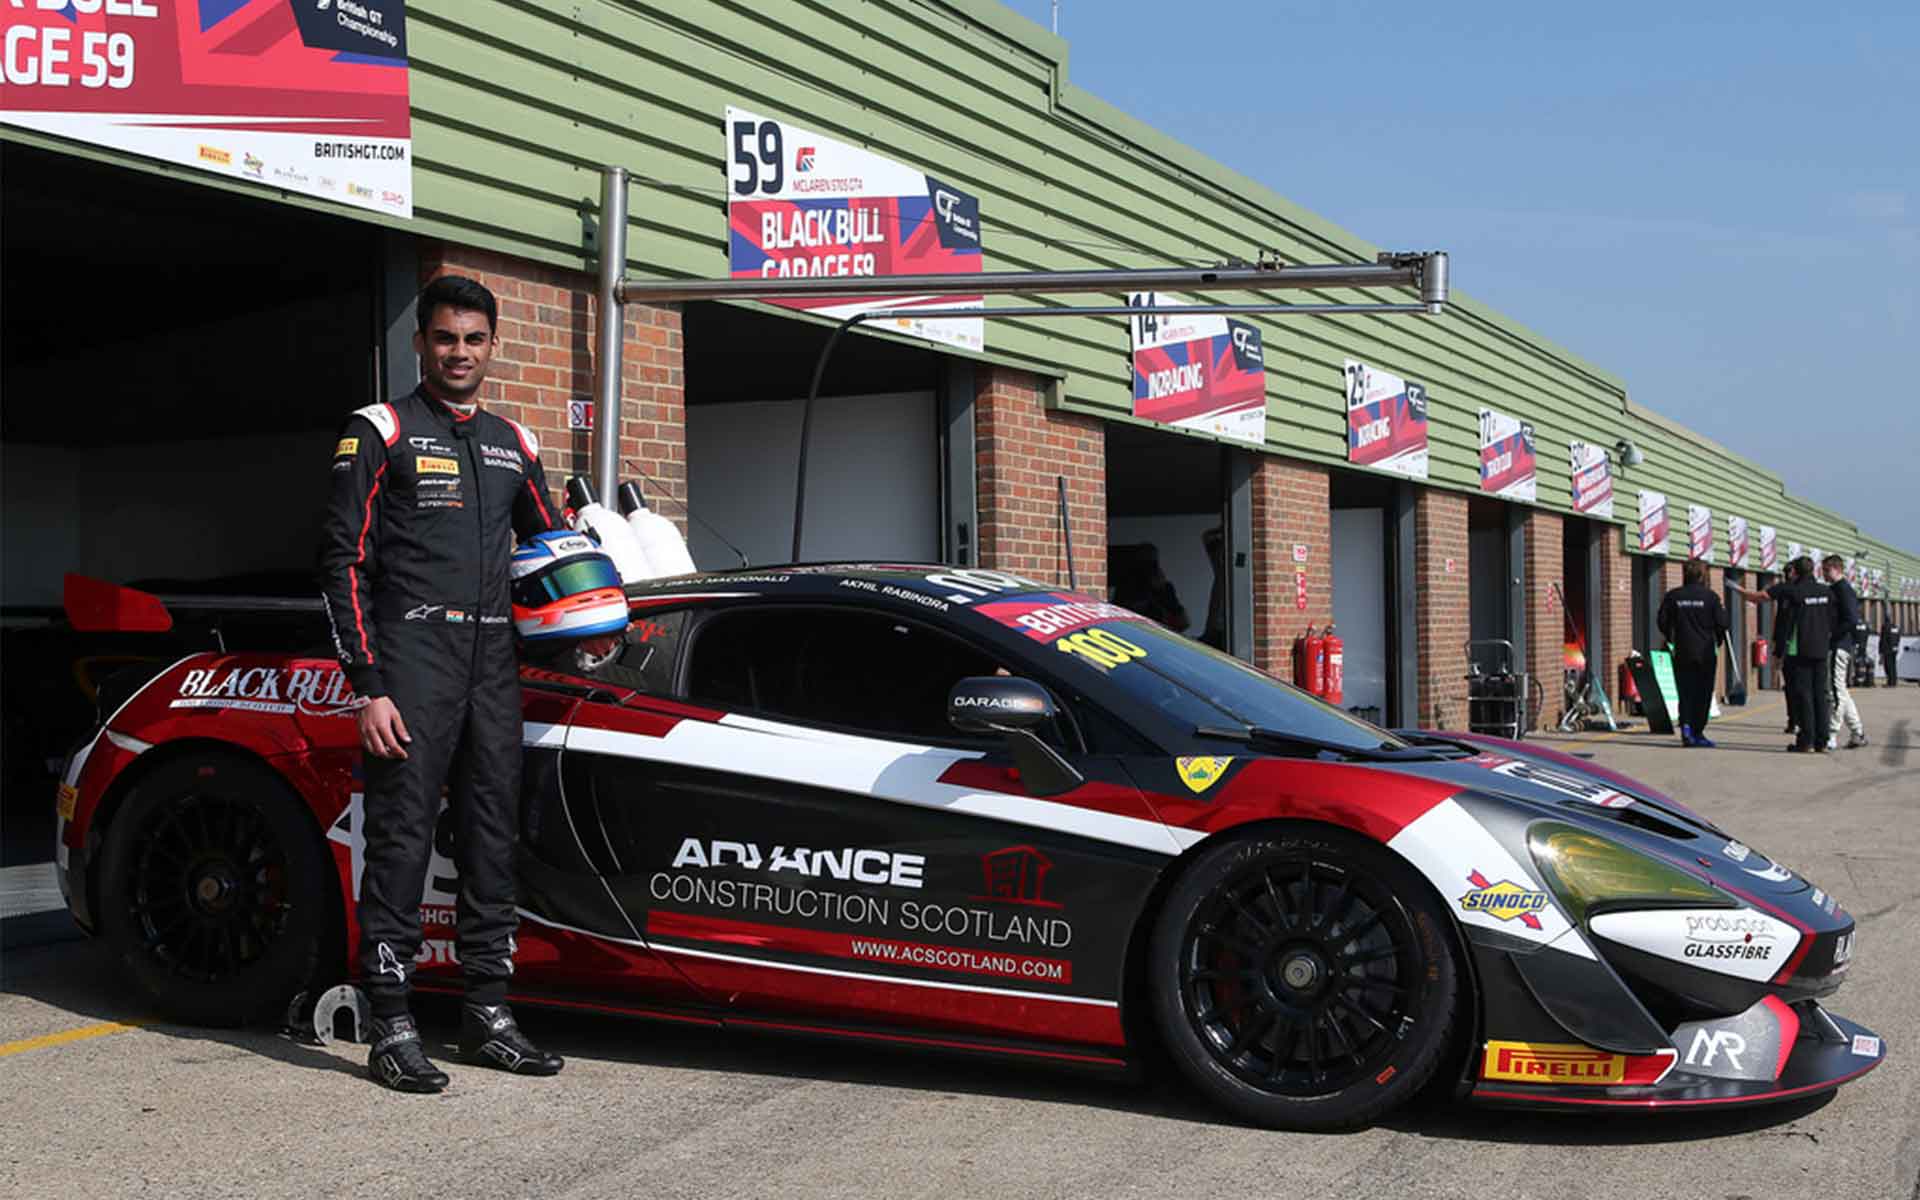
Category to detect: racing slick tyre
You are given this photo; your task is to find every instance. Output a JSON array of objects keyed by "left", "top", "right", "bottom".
[
  {"left": 1148, "top": 826, "right": 1460, "bottom": 1130},
  {"left": 99, "top": 754, "right": 328, "bottom": 1027}
]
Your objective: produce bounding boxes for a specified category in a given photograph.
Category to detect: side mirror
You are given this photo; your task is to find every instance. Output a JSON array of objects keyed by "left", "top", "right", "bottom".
[
  {"left": 948, "top": 677, "right": 1084, "bottom": 798},
  {"left": 948, "top": 676, "right": 1056, "bottom": 733}
]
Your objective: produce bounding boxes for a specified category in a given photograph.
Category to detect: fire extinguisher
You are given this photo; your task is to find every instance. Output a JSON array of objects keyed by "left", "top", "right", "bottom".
[
  {"left": 1618, "top": 656, "right": 1641, "bottom": 705},
  {"left": 1293, "top": 625, "right": 1326, "bottom": 695},
  {"left": 1751, "top": 639, "right": 1770, "bottom": 669},
  {"left": 1322, "top": 623, "right": 1345, "bottom": 705}
]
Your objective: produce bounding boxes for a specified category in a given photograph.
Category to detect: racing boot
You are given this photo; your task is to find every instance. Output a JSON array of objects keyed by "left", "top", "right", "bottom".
[
  {"left": 366, "top": 1014, "right": 449, "bottom": 1094},
  {"left": 460, "top": 1003, "right": 564, "bottom": 1076}
]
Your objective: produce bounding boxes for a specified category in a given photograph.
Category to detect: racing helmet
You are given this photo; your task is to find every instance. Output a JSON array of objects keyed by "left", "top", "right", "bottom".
[{"left": 510, "top": 531, "right": 629, "bottom": 642}]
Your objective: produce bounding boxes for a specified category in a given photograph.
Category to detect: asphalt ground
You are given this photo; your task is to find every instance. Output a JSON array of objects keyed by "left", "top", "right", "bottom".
[{"left": 3, "top": 684, "right": 1916, "bottom": 1200}]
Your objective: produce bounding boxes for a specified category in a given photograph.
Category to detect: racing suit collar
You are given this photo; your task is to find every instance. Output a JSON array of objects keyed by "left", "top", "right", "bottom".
[{"left": 418, "top": 384, "right": 480, "bottom": 423}]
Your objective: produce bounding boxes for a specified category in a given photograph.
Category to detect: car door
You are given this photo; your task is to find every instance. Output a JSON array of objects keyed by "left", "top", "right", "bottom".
[
  {"left": 559, "top": 602, "right": 1176, "bottom": 1050},
  {"left": 506, "top": 662, "right": 707, "bottom": 1006}
]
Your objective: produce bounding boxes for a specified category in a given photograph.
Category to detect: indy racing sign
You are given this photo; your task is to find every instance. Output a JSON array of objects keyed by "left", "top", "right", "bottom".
[
  {"left": 1343, "top": 360, "right": 1429, "bottom": 479},
  {"left": 1477, "top": 408, "right": 1536, "bottom": 502},
  {"left": 1638, "top": 490, "right": 1670, "bottom": 554},
  {"left": 1127, "top": 293, "right": 1266, "bottom": 445},
  {"left": 726, "top": 105, "right": 983, "bottom": 353},
  {"left": 1569, "top": 440, "right": 1614, "bottom": 519},
  {"left": 1, "top": 0, "right": 412, "bottom": 218},
  {"left": 1688, "top": 505, "right": 1714, "bottom": 563},
  {"left": 1728, "top": 516, "right": 1749, "bottom": 569}
]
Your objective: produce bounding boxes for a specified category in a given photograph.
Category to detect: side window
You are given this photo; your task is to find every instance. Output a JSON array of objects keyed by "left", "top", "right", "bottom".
[
  {"left": 585, "top": 609, "right": 688, "bottom": 694},
  {"left": 684, "top": 606, "right": 1065, "bottom": 746}
]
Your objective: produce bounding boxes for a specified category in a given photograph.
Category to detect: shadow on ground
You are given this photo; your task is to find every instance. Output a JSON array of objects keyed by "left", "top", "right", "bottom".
[{"left": 1, "top": 935, "right": 1830, "bottom": 1145}]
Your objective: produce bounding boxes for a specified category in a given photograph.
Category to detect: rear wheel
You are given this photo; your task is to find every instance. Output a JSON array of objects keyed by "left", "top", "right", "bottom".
[
  {"left": 1148, "top": 826, "right": 1459, "bottom": 1130},
  {"left": 99, "top": 755, "right": 328, "bottom": 1027}
]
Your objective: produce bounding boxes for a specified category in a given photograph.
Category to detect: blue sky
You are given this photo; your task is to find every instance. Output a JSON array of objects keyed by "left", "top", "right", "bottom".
[{"left": 1003, "top": 1, "right": 1919, "bottom": 551}]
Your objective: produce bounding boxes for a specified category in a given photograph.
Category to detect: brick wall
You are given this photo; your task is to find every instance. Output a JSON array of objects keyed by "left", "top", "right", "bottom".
[
  {"left": 1521, "top": 511, "right": 1565, "bottom": 729},
  {"left": 1597, "top": 540, "right": 1636, "bottom": 713},
  {"left": 974, "top": 367, "right": 1106, "bottom": 595},
  {"left": 1249, "top": 457, "right": 1332, "bottom": 676},
  {"left": 417, "top": 242, "right": 686, "bottom": 530},
  {"left": 1413, "top": 488, "right": 1471, "bottom": 728}
]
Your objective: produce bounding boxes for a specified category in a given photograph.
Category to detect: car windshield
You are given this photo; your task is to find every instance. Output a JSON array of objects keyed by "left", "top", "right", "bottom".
[{"left": 1044, "top": 617, "right": 1405, "bottom": 751}]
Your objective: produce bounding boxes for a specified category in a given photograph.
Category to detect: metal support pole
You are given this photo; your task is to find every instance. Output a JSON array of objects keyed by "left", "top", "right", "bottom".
[
  {"left": 619, "top": 254, "right": 1448, "bottom": 307},
  {"left": 593, "top": 167, "right": 629, "bottom": 505}
]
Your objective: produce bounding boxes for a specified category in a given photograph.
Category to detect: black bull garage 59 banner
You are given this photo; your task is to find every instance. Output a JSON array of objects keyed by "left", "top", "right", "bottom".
[{"left": 2, "top": 0, "right": 412, "bottom": 217}]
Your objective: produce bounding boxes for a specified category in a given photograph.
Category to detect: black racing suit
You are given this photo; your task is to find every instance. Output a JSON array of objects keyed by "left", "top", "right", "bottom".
[{"left": 319, "top": 386, "right": 557, "bottom": 1011}]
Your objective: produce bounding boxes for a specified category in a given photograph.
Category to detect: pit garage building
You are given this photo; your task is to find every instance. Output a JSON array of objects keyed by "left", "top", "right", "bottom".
[{"left": 5, "top": 0, "right": 1917, "bottom": 842}]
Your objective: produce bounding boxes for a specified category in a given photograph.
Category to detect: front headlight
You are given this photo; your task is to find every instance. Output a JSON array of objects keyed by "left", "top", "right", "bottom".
[{"left": 1527, "top": 821, "right": 1727, "bottom": 925}]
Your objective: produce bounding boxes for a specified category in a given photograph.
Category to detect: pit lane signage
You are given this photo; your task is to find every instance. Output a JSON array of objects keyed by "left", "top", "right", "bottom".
[
  {"left": 725, "top": 105, "right": 984, "bottom": 353},
  {"left": 1, "top": 1, "right": 412, "bottom": 218},
  {"left": 1342, "top": 359, "right": 1429, "bottom": 479},
  {"left": 1637, "top": 490, "right": 1670, "bottom": 554},
  {"left": 1759, "top": 525, "right": 1777, "bottom": 571},
  {"left": 1568, "top": 440, "right": 1614, "bottom": 519},
  {"left": 1688, "top": 504, "right": 1714, "bottom": 563},
  {"left": 1477, "top": 407, "right": 1536, "bottom": 502},
  {"left": 1728, "top": 516, "right": 1749, "bottom": 569},
  {"left": 1126, "top": 293, "right": 1266, "bottom": 445}
]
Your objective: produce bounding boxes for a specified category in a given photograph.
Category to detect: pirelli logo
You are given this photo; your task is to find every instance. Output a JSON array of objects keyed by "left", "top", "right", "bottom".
[
  {"left": 416, "top": 456, "right": 459, "bottom": 475},
  {"left": 1481, "top": 1041, "right": 1626, "bottom": 1085},
  {"left": 335, "top": 438, "right": 359, "bottom": 457}
]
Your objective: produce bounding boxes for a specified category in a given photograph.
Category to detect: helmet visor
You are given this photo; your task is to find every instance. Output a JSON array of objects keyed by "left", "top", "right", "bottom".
[{"left": 516, "top": 555, "right": 625, "bottom": 605}]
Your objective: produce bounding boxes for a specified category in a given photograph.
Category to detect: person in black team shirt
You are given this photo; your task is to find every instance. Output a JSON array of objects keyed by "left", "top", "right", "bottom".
[
  {"left": 1883, "top": 609, "right": 1903, "bottom": 688},
  {"left": 320, "top": 276, "right": 567, "bottom": 1092},
  {"left": 1736, "top": 556, "right": 1834, "bottom": 753},
  {"left": 1658, "top": 558, "right": 1729, "bottom": 747},
  {"left": 1820, "top": 556, "right": 1868, "bottom": 749}
]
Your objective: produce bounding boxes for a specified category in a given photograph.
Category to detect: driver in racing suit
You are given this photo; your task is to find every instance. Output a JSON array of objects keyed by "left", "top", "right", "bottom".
[{"left": 319, "top": 275, "right": 565, "bottom": 1092}]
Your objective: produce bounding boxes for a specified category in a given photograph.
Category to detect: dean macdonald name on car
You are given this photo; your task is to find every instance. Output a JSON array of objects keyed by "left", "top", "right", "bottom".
[{"left": 315, "top": 142, "right": 408, "bottom": 161}]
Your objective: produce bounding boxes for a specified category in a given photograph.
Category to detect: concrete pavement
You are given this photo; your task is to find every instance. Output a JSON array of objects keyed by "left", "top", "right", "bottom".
[{"left": 3, "top": 685, "right": 1916, "bottom": 1200}]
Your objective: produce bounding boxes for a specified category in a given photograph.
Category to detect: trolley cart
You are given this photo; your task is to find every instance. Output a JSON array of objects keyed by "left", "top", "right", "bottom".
[{"left": 1464, "top": 638, "right": 1532, "bottom": 740}]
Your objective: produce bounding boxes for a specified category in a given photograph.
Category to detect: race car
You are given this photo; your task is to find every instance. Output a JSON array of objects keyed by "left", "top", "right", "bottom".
[{"left": 52, "top": 564, "right": 1884, "bottom": 1128}]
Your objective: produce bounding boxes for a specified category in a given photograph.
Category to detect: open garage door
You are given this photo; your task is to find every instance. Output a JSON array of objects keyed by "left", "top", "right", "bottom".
[
  {"left": 680, "top": 303, "right": 972, "bottom": 568},
  {"left": 1, "top": 145, "right": 386, "bottom": 858}
]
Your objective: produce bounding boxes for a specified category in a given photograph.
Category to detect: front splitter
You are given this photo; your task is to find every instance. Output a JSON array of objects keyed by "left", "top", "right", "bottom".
[{"left": 1471, "top": 1011, "right": 1886, "bottom": 1110}]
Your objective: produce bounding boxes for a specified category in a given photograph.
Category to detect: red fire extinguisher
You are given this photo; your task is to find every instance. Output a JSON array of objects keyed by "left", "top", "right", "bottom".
[
  {"left": 1618, "top": 656, "right": 1641, "bottom": 705},
  {"left": 1293, "top": 625, "right": 1326, "bottom": 695},
  {"left": 1751, "top": 639, "right": 1770, "bottom": 669},
  {"left": 1321, "top": 623, "right": 1344, "bottom": 705}
]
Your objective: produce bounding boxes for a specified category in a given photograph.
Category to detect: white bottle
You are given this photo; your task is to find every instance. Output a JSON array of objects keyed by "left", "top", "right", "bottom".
[
  {"left": 566, "top": 477, "right": 654, "bottom": 583},
  {"left": 619, "top": 481, "right": 699, "bottom": 578}
]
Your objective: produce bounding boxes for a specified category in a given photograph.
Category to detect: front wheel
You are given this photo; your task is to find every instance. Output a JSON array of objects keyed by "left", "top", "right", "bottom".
[
  {"left": 99, "top": 754, "right": 329, "bottom": 1027},
  {"left": 1148, "top": 826, "right": 1460, "bottom": 1130}
]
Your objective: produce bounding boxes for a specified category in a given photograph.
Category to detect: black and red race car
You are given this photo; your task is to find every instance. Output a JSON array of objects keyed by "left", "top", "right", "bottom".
[{"left": 52, "top": 564, "right": 1884, "bottom": 1128}]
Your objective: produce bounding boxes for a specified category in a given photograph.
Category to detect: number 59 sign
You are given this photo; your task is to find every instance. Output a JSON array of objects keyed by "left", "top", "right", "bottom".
[{"left": 724, "top": 104, "right": 985, "bottom": 354}]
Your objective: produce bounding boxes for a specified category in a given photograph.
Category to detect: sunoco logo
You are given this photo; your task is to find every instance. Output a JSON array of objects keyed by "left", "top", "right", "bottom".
[{"left": 1459, "top": 870, "right": 1549, "bottom": 930}]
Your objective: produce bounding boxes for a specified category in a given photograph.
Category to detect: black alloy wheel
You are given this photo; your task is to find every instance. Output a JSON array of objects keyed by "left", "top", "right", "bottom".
[
  {"left": 1149, "top": 827, "right": 1459, "bottom": 1129},
  {"left": 127, "top": 792, "right": 290, "bottom": 983},
  {"left": 101, "top": 755, "right": 328, "bottom": 1027}
]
